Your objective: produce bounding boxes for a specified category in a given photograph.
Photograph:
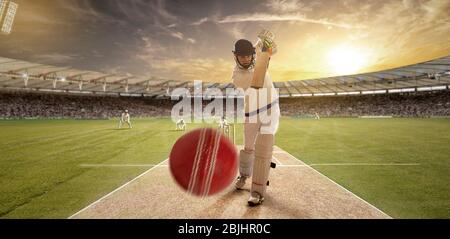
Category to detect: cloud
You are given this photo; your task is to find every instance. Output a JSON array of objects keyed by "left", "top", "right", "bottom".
[
  {"left": 190, "top": 17, "right": 209, "bottom": 26},
  {"left": 336, "top": 0, "right": 450, "bottom": 67},
  {"left": 226, "top": 24, "right": 245, "bottom": 39},
  {"left": 111, "top": 0, "right": 177, "bottom": 22},
  {"left": 91, "top": 50, "right": 104, "bottom": 58},
  {"left": 266, "top": 0, "right": 311, "bottom": 13},
  {"left": 58, "top": 0, "right": 128, "bottom": 26},
  {"left": 421, "top": 0, "right": 450, "bottom": 21},
  {"left": 134, "top": 35, "right": 168, "bottom": 69},
  {"left": 157, "top": 25, "right": 196, "bottom": 44},
  {"left": 34, "top": 53, "right": 81, "bottom": 63},
  {"left": 20, "top": 10, "right": 70, "bottom": 27},
  {"left": 5, "top": 0, "right": 449, "bottom": 84},
  {"left": 100, "top": 65, "right": 132, "bottom": 75},
  {"left": 151, "top": 58, "right": 234, "bottom": 83},
  {"left": 187, "top": 38, "right": 197, "bottom": 44},
  {"left": 170, "top": 31, "right": 184, "bottom": 40},
  {"left": 218, "top": 13, "right": 365, "bottom": 29},
  {"left": 153, "top": 0, "right": 178, "bottom": 21}
]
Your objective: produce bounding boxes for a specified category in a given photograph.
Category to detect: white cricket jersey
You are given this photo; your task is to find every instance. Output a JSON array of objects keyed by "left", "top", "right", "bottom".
[
  {"left": 231, "top": 64, "right": 280, "bottom": 135},
  {"left": 231, "top": 65, "right": 280, "bottom": 114}
]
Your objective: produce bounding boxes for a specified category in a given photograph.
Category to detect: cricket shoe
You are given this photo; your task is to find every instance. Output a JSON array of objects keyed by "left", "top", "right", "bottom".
[
  {"left": 235, "top": 175, "right": 247, "bottom": 190},
  {"left": 248, "top": 192, "right": 264, "bottom": 207}
]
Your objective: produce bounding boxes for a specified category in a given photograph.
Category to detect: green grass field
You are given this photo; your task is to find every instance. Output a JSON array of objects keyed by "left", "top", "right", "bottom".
[{"left": 0, "top": 118, "right": 449, "bottom": 218}]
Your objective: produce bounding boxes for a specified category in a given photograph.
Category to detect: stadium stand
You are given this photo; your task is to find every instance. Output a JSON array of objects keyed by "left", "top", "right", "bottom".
[
  {"left": 1, "top": 89, "right": 449, "bottom": 119},
  {"left": 0, "top": 55, "right": 449, "bottom": 119},
  {"left": 280, "top": 90, "right": 450, "bottom": 117},
  {"left": 0, "top": 90, "right": 173, "bottom": 119}
]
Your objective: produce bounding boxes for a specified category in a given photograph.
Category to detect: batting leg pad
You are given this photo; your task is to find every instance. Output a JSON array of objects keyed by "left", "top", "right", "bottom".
[
  {"left": 251, "top": 134, "right": 274, "bottom": 197},
  {"left": 239, "top": 150, "right": 254, "bottom": 177}
]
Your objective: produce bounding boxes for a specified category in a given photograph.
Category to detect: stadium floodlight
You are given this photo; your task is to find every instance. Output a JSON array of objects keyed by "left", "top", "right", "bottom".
[
  {"left": 0, "top": 0, "right": 18, "bottom": 35},
  {"left": 0, "top": 1, "right": 6, "bottom": 21},
  {"left": 314, "top": 93, "right": 336, "bottom": 96},
  {"left": 291, "top": 93, "right": 313, "bottom": 97},
  {"left": 337, "top": 91, "right": 360, "bottom": 96},
  {"left": 389, "top": 88, "right": 415, "bottom": 93},
  {"left": 362, "top": 90, "right": 386, "bottom": 95},
  {"left": 402, "top": 88, "right": 416, "bottom": 92},
  {"left": 417, "top": 87, "right": 432, "bottom": 92},
  {"left": 431, "top": 85, "right": 447, "bottom": 91}
]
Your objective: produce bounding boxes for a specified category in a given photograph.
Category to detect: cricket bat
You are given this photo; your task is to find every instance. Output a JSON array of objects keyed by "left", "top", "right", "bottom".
[{"left": 251, "top": 30, "right": 275, "bottom": 89}]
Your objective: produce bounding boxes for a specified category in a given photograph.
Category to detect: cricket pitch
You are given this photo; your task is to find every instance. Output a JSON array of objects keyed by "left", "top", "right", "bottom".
[{"left": 70, "top": 146, "right": 390, "bottom": 219}]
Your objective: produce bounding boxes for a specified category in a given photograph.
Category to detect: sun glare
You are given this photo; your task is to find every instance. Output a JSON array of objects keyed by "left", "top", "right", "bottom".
[{"left": 328, "top": 46, "right": 367, "bottom": 75}]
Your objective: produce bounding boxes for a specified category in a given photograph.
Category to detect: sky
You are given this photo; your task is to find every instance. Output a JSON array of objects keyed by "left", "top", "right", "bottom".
[{"left": 0, "top": 0, "right": 449, "bottom": 83}]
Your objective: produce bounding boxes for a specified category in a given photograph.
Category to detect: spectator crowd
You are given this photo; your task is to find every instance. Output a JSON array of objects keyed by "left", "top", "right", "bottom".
[
  {"left": 0, "top": 91, "right": 173, "bottom": 119},
  {"left": 280, "top": 90, "right": 450, "bottom": 117},
  {"left": 1, "top": 90, "right": 449, "bottom": 119}
]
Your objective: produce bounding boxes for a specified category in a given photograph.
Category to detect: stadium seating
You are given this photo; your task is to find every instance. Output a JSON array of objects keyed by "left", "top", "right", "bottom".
[
  {"left": 1, "top": 90, "right": 449, "bottom": 119},
  {"left": 0, "top": 91, "right": 173, "bottom": 119},
  {"left": 280, "top": 90, "right": 450, "bottom": 117}
]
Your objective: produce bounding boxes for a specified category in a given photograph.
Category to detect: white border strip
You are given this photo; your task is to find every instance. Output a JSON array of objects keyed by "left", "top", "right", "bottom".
[
  {"left": 69, "top": 158, "right": 168, "bottom": 219},
  {"left": 276, "top": 146, "right": 392, "bottom": 219}
]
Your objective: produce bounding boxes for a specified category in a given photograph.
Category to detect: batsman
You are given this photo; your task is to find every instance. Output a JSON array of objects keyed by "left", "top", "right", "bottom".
[{"left": 231, "top": 30, "right": 280, "bottom": 206}]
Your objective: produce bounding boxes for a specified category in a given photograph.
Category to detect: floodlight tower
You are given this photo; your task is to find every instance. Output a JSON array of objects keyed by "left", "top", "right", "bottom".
[{"left": 0, "top": 0, "right": 18, "bottom": 35}]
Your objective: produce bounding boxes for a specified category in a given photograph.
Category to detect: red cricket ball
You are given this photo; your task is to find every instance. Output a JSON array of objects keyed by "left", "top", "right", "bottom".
[{"left": 169, "top": 128, "right": 238, "bottom": 197}]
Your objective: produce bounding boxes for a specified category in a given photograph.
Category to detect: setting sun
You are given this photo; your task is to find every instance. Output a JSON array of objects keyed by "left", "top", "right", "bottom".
[{"left": 328, "top": 46, "right": 368, "bottom": 75}]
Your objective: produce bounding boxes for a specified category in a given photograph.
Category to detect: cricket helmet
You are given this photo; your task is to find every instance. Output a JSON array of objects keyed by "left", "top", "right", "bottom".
[
  {"left": 233, "top": 39, "right": 256, "bottom": 70},
  {"left": 233, "top": 39, "right": 255, "bottom": 56}
]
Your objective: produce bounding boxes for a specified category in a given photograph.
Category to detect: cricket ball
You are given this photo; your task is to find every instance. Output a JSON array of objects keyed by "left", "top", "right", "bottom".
[{"left": 169, "top": 128, "right": 238, "bottom": 197}]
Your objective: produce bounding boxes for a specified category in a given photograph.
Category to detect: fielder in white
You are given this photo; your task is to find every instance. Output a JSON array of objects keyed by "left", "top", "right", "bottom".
[
  {"left": 218, "top": 116, "right": 230, "bottom": 135},
  {"left": 176, "top": 118, "right": 186, "bottom": 131},
  {"left": 315, "top": 112, "right": 320, "bottom": 120},
  {"left": 118, "top": 110, "right": 132, "bottom": 129},
  {"left": 231, "top": 35, "right": 280, "bottom": 206}
]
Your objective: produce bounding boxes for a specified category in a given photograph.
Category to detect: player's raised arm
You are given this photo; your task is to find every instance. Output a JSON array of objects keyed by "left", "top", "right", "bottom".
[{"left": 251, "top": 30, "right": 277, "bottom": 89}]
